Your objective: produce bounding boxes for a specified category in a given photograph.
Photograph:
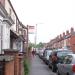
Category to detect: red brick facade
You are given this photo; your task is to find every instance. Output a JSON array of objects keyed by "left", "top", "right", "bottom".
[
  {"left": 1, "top": 51, "right": 24, "bottom": 75},
  {"left": 70, "top": 35, "right": 75, "bottom": 52},
  {"left": 5, "top": 60, "right": 14, "bottom": 75},
  {"left": 48, "top": 27, "right": 75, "bottom": 52}
]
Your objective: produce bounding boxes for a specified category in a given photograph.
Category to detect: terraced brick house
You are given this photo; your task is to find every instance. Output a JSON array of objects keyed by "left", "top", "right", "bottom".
[
  {"left": 47, "top": 27, "right": 75, "bottom": 52},
  {"left": 0, "top": 0, "right": 28, "bottom": 75}
]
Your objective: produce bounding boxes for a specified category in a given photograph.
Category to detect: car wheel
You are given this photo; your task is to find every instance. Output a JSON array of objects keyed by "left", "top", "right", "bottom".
[
  {"left": 67, "top": 73, "right": 69, "bottom": 75},
  {"left": 49, "top": 65, "right": 51, "bottom": 69},
  {"left": 52, "top": 65, "right": 55, "bottom": 72},
  {"left": 52, "top": 65, "right": 57, "bottom": 72},
  {"left": 57, "top": 70, "right": 60, "bottom": 75}
]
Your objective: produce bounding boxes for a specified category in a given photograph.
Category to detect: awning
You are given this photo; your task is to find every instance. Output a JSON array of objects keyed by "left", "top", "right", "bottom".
[{"left": 10, "top": 30, "right": 19, "bottom": 39}]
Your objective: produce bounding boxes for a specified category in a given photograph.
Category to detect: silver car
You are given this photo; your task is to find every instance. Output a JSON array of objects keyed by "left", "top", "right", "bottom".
[
  {"left": 48, "top": 49, "right": 73, "bottom": 70},
  {"left": 43, "top": 50, "right": 52, "bottom": 64},
  {"left": 57, "top": 54, "right": 75, "bottom": 75}
]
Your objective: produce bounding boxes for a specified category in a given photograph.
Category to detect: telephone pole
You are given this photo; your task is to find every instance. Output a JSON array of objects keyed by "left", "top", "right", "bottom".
[{"left": 35, "top": 24, "right": 37, "bottom": 49}]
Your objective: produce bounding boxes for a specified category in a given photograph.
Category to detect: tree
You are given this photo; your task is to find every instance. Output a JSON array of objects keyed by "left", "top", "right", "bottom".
[
  {"left": 28, "top": 42, "right": 44, "bottom": 49},
  {"left": 36, "top": 42, "right": 44, "bottom": 48}
]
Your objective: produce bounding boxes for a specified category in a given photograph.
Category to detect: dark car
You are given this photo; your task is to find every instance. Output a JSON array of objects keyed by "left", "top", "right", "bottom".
[{"left": 48, "top": 49, "right": 73, "bottom": 72}]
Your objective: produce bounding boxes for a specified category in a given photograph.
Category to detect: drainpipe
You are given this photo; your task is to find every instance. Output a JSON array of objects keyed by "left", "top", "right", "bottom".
[
  {"left": 1, "top": 25, "right": 3, "bottom": 54},
  {"left": 0, "top": 19, "right": 3, "bottom": 54}
]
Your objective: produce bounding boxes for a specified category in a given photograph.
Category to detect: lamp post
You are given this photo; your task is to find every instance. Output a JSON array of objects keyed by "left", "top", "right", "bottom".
[
  {"left": 34, "top": 23, "right": 44, "bottom": 50},
  {"left": 35, "top": 24, "right": 37, "bottom": 48}
]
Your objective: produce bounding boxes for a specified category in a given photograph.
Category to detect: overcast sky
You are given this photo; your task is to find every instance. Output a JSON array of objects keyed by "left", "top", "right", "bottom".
[{"left": 10, "top": 0, "right": 75, "bottom": 44}]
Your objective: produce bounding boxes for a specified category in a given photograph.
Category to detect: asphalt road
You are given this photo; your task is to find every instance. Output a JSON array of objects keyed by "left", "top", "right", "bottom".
[{"left": 29, "top": 55, "right": 56, "bottom": 75}]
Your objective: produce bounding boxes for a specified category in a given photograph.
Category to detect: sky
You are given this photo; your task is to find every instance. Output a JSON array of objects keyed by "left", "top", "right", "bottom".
[{"left": 10, "top": 0, "right": 75, "bottom": 44}]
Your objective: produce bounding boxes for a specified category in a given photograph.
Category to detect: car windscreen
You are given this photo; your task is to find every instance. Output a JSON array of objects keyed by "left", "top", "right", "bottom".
[
  {"left": 57, "top": 51, "right": 73, "bottom": 57},
  {"left": 47, "top": 51, "right": 52, "bottom": 56}
]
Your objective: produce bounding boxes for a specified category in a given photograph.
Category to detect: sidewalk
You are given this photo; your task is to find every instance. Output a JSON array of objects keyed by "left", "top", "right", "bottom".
[{"left": 29, "top": 55, "right": 56, "bottom": 75}]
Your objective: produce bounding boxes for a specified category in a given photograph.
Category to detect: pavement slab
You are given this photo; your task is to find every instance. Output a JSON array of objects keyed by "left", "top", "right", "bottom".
[{"left": 29, "top": 55, "right": 56, "bottom": 75}]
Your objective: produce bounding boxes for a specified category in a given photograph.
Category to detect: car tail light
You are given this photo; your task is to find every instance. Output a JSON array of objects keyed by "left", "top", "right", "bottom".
[{"left": 72, "top": 65, "right": 75, "bottom": 72}]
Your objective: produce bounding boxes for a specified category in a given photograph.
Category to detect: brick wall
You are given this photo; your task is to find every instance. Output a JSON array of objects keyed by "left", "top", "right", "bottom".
[
  {"left": 4, "top": 51, "right": 22, "bottom": 75},
  {"left": 15, "top": 54, "right": 20, "bottom": 75},
  {"left": 5, "top": 60, "right": 14, "bottom": 75},
  {"left": 70, "top": 35, "right": 75, "bottom": 52}
]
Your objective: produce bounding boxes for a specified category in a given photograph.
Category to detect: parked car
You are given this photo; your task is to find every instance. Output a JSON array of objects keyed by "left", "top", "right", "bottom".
[
  {"left": 43, "top": 50, "right": 52, "bottom": 64},
  {"left": 38, "top": 49, "right": 45, "bottom": 59},
  {"left": 35, "top": 49, "right": 39, "bottom": 55},
  {"left": 57, "top": 54, "right": 75, "bottom": 75},
  {"left": 48, "top": 49, "right": 73, "bottom": 72}
]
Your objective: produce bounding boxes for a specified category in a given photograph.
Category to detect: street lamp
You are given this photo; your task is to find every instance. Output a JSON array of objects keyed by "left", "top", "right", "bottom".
[
  {"left": 35, "top": 24, "right": 37, "bottom": 47},
  {"left": 34, "top": 23, "right": 44, "bottom": 50}
]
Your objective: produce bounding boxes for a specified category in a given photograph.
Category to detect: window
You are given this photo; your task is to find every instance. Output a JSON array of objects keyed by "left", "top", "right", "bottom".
[{"left": 64, "top": 55, "right": 72, "bottom": 64}]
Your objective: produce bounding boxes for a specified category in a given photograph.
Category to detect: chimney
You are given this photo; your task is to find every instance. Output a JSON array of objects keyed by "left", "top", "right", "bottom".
[
  {"left": 63, "top": 32, "right": 65, "bottom": 37},
  {"left": 66, "top": 30, "right": 69, "bottom": 35},
  {"left": 71, "top": 27, "right": 74, "bottom": 34},
  {"left": 60, "top": 34, "right": 62, "bottom": 39}
]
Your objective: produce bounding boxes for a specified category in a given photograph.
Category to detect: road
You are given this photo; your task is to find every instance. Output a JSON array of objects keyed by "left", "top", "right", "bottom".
[{"left": 29, "top": 55, "right": 56, "bottom": 75}]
